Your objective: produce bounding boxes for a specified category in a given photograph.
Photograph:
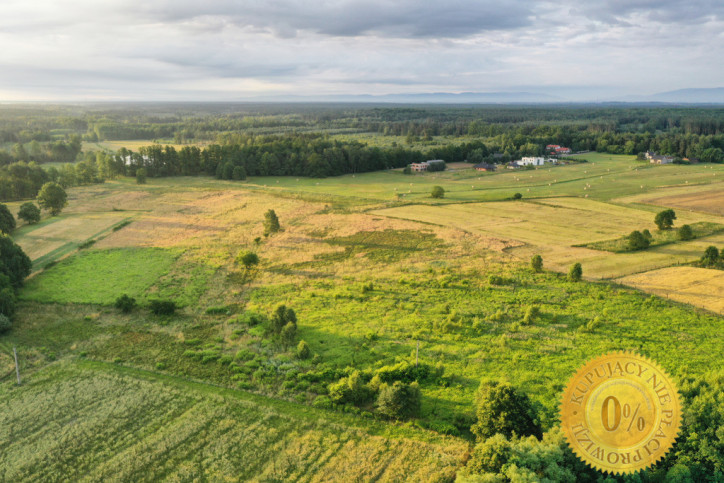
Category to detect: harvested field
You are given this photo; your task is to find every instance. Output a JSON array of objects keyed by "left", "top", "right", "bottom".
[{"left": 618, "top": 266, "right": 724, "bottom": 314}]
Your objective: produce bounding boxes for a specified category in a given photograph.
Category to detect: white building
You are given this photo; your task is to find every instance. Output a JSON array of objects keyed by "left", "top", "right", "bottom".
[{"left": 519, "top": 157, "right": 547, "bottom": 166}]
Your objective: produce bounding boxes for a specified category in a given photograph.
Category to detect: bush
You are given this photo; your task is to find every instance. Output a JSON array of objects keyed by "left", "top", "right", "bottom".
[
  {"left": 0, "top": 313, "right": 11, "bottom": 334},
  {"left": 0, "top": 204, "right": 16, "bottom": 234},
  {"left": 263, "top": 209, "right": 281, "bottom": 235},
  {"left": 626, "top": 230, "right": 650, "bottom": 250},
  {"left": 297, "top": 340, "right": 312, "bottom": 359},
  {"left": 700, "top": 246, "right": 720, "bottom": 267},
  {"left": 136, "top": 168, "right": 147, "bottom": 184},
  {"left": 678, "top": 224, "right": 694, "bottom": 241},
  {"left": 0, "top": 235, "right": 32, "bottom": 289},
  {"left": 430, "top": 186, "right": 445, "bottom": 199},
  {"left": 472, "top": 381, "right": 542, "bottom": 440},
  {"left": 512, "top": 192, "right": 523, "bottom": 200},
  {"left": 568, "top": 263, "right": 582, "bottom": 282},
  {"left": 0, "top": 285, "right": 16, "bottom": 317},
  {"left": 530, "top": 255, "right": 543, "bottom": 272},
  {"left": 329, "top": 370, "right": 373, "bottom": 405},
  {"left": 149, "top": 300, "right": 176, "bottom": 315},
  {"left": 271, "top": 304, "right": 296, "bottom": 334},
  {"left": 376, "top": 381, "right": 421, "bottom": 419},
  {"left": 280, "top": 321, "right": 297, "bottom": 347},
  {"left": 654, "top": 208, "right": 676, "bottom": 230},
  {"left": 18, "top": 202, "right": 41, "bottom": 225},
  {"left": 114, "top": 294, "right": 136, "bottom": 313},
  {"left": 522, "top": 305, "right": 540, "bottom": 325}
]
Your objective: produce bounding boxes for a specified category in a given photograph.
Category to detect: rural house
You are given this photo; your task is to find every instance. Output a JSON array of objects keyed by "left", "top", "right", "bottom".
[
  {"left": 410, "top": 159, "right": 446, "bottom": 172},
  {"left": 645, "top": 152, "right": 674, "bottom": 164},
  {"left": 473, "top": 163, "right": 496, "bottom": 172}
]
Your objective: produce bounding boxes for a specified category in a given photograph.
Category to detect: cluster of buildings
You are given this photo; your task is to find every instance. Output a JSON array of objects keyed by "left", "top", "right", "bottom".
[
  {"left": 410, "top": 159, "right": 446, "bottom": 172},
  {"left": 644, "top": 151, "right": 674, "bottom": 165},
  {"left": 546, "top": 144, "right": 572, "bottom": 155}
]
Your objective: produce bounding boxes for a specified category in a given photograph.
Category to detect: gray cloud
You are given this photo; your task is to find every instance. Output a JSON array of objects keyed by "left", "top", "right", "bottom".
[{"left": 136, "top": 0, "right": 537, "bottom": 38}]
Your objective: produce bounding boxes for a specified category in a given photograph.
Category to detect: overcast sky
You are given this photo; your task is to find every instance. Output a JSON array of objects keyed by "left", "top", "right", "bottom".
[{"left": 0, "top": 0, "right": 722, "bottom": 101}]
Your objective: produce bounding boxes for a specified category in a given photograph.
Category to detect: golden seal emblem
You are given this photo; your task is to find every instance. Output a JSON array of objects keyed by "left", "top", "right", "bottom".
[{"left": 560, "top": 352, "right": 681, "bottom": 475}]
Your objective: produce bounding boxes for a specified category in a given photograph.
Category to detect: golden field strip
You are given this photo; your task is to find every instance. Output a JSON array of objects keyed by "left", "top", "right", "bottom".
[{"left": 618, "top": 267, "right": 724, "bottom": 315}]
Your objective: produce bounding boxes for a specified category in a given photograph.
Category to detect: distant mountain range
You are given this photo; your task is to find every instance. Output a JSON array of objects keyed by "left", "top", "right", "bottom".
[{"left": 251, "top": 87, "right": 724, "bottom": 104}]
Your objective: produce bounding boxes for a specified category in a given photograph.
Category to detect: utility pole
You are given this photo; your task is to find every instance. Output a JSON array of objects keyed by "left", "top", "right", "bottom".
[{"left": 13, "top": 346, "right": 20, "bottom": 385}]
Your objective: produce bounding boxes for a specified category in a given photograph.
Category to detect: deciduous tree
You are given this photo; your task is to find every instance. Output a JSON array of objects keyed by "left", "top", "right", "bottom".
[{"left": 37, "top": 182, "right": 67, "bottom": 215}]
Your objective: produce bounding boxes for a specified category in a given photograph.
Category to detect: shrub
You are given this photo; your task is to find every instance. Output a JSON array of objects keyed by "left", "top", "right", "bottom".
[
  {"left": 280, "top": 322, "right": 297, "bottom": 347},
  {"left": 568, "top": 263, "right": 582, "bottom": 282},
  {"left": 149, "top": 300, "right": 176, "bottom": 315},
  {"left": 136, "top": 168, "right": 147, "bottom": 184},
  {"left": 18, "top": 202, "right": 41, "bottom": 225},
  {"left": 271, "top": 304, "right": 296, "bottom": 334},
  {"left": 642, "top": 229, "right": 653, "bottom": 239},
  {"left": 522, "top": 305, "right": 540, "bottom": 325},
  {"left": 297, "top": 340, "right": 312, "bottom": 359},
  {"left": 0, "top": 204, "right": 16, "bottom": 234},
  {"left": 430, "top": 186, "right": 445, "bottom": 199},
  {"left": 472, "top": 380, "right": 542, "bottom": 440},
  {"left": 376, "top": 381, "right": 421, "bottom": 419},
  {"left": 0, "top": 313, "right": 11, "bottom": 334},
  {"left": 626, "top": 230, "right": 650, "bottom": 250},
  {"left": 329, "top": 370, "right": 373, "bottom": 405},
  {"left": 263, "top": 209, "right": 281, "bottom": 235},
  {"left": 654, "top": 208, "right": 676, "bottom": 230},
  {"left": 114, "top": 294, "right": 136, "bottom": 313},
  {"left": 512, "top": 192, "right": 523, "bottom": 200},
  {"left": 678, "top": 224, "right": 694, "bottom": 241},
  {"left": 701, "top": 246, "right": 720, "bottom": 267},
  {"left": 530, "top": 255, "right": 543, "bottom": 272},
  {"left": 0, "top": 286, "right": 16, "bottom": 317}
]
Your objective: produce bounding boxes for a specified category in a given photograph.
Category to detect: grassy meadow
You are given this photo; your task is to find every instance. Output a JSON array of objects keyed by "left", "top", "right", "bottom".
[{"left": 2, "top": 153, "right": 724, "bottom": 479}]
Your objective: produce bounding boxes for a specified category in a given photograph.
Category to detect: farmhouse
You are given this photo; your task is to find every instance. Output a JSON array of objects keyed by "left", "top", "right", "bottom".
[
  {"left": 473, "top": 162, "right": 496, "bottom": 172},
  {"left": 645, "top": 152, "right": 674, "bottom": 165},
  {"left": 546, "top": 144, "right": 572, "bottom": 154},
  {"left": 410, "top": 159, "right": 446, "bottom": 172}
]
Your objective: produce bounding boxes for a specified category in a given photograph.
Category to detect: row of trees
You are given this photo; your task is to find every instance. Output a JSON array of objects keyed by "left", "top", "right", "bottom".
[{"left": 111, "top": 137, "right": 492, "bottom": 180}]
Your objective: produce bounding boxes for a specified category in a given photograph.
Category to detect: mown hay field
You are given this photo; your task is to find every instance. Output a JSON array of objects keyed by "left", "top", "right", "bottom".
[
  {"left": 12, "top": 213, "right": 132, "bottom": 269},
  {"left": 241, "top": 154, "right": 724, "bottom": 203},
  {"left": 0, "top": 362, "right": 465, "bottom": 482},
  {"left": 371, "top": 197, "right": 724, "bottom": 279},
  {"left": 618, "top": 266, "right": 724, "bottom": 314}
]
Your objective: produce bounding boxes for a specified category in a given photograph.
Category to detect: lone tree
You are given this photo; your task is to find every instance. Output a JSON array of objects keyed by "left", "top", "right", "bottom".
[
  {"left": 431, "top": 186, "right": 445, "bottom": 199},
  {"left": 136, "top": 168, "right": 147, "bottom": 185},
  {"left": 37, "top": 182, "right": 68, "bottom": 216},
  {"left": 627, "top": 230, "right": 650, "bottom": 251},
  {"left": 0, "top": 204, "right": 16, "bottom": 234},
  {"left": 701, "top": 246, "right": 720, "bottom": 267},
  {"left": 271, "top": 304, "right": 297, "bottom": 334},
  {"left": 512, "top": 192, "right": 523, "bottom": 200},
  {"left": 471, "top": 380, "right": 542, "bottom": 440},
  {"left": 18, "top": 202, "right": 41, "bottom": 224},
  {"left": 530, "top": 254, "right": 543, "bottom": 273},
  {"left": 678, "top": 224, "right": 694, "bottom": 241},
  {"left": 235, "top": 250, "right": 260, "bottom": 285},
  {"left": 263, "top": 209, "right": 281, "bottom": 235},
  {"left": 568, "top": 262, "right": 582, "bottom": 282},
  {"left": 654, "top": 209, "right": 677, "bottom": 230}
]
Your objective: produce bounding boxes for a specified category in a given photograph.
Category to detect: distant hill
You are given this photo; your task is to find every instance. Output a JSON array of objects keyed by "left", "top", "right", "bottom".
[{"left": 622, "top": 88, "right": 724, "bottom": 104}]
